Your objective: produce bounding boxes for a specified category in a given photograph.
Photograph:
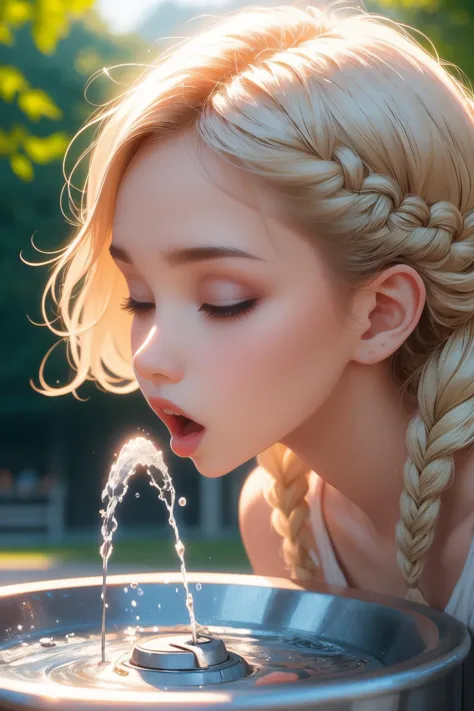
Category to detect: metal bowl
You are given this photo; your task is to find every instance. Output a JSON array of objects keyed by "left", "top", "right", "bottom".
[{"left": 0, "top": 572, "right": 470, "bottom": 710}]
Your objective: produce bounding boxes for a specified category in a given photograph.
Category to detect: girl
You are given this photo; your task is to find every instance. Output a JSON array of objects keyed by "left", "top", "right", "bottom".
[{"left": 34, "top": 3, "right": 474, "bottom": 637}]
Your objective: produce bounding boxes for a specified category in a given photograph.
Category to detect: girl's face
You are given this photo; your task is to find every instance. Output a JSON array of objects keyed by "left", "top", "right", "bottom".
[{"left": 111, "top": 132, "right": 361, "bottom": 477}]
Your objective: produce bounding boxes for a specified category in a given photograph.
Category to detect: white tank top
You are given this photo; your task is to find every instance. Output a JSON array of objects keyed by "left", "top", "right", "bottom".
[{"left": 307, "top": 472, "right": 474, "bottom": 633}]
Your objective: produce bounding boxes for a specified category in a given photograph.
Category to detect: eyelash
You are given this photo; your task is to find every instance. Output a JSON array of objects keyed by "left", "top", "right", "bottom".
[{"left": 120, "top": 297, "right": 258, "bottom": 321}]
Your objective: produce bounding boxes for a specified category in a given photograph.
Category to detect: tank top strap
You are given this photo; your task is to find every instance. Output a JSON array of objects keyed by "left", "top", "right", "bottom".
[
  {"left": 308, "top": 474, "right": 474, "bottom": 633},
  {"left": 307, "top": 472, "right": 348, "bottom": 587}
]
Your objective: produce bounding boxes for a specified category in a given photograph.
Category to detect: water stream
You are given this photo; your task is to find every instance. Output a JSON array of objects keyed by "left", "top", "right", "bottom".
[{"left": 99, "top": 437, "right": 197, "bottom": 663}]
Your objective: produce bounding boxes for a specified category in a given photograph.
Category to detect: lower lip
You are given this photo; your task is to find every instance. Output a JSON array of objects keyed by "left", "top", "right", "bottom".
[{"left": 170, "top": 428, "right": 206, "bottom": 457}]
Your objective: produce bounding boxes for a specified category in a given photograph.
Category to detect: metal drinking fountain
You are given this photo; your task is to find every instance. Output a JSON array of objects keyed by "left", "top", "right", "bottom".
[
  {"left": 2, "top": 441, "right": 469, "bottom": 708},
  {"left": 0, "top": 572, "right": 471, "bottom": 710}
]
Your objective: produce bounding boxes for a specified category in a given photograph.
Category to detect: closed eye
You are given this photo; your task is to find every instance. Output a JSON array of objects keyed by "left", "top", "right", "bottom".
[
  {"left": 200, "top": 298, "right": 258, "bottom": 320},
  {"left": 121, "top": 297, "right": 154, "bottom": 314},
  {"left": 120, "top": 297, "right": 258, "bottom": 320}
]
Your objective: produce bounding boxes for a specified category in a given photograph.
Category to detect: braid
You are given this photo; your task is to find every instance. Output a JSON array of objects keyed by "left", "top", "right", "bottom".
[
  {"left": 257, "top": 444, "right": 317, "bottom": 580},
  {"left": 396, "top": 321, "right": 474, "bottom": 603},
  {"left": 251, "top": 146, "right": 474, "bottom": 594},
  {"left": 253, "top": 158, "right": 474, "bottom": 596}
]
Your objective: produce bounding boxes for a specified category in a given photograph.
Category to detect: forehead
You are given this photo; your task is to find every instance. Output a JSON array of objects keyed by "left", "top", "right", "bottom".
[
  {"left": 111, "top": 130, "right": 325, "bottom": 276},
  {"left": 113, "top": 132, "right": 262, "bottom": 233}
]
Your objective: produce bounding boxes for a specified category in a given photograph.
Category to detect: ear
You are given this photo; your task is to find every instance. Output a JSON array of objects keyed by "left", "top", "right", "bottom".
[{"left": 350, "top": 264, "right": 426, "bottom": 365}]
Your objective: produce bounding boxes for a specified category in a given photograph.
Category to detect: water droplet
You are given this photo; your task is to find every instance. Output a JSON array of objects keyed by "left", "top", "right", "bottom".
[
  {"left": 175, "top": 542, "right": 185, "bottom": 557},
  {"left": 153, "top": 626, "right": 159, "bottom": 632},
  {"left": 17, "top": 625, "right": 23, "bottom": 631},
  {"left": 136, "top": 616, "right": 140, "bottom": 621},
  {"left": 135, "top": 493, "right": 140, "bottom": 498},
  {"left": 178, "top": 497, "right": 186, "bottom": 507},
  {"left": 175, "top": 587, "right": 179, "bottom": 593},
  {"left": 21, "top": 642, "right": 29, "bottom": 647},
  {"left": 196, "top": 583, "right": 202, "bottom": 591},
  {"left": 30, "top": 626, "right": 34, "bottom": 630},
  {"left": 130, "top": 582, "right": 138, "bottom": 589},
  {"left": 137, "top": 588, "right": 144, "bottom": 596},
  {"left": 123, "top": 587, "right": 128, "bottom": 593},
  {"left": 131, "top": 600, "right": 137, "bottom": 608},
  {"left": 40, "top": 638, "right": 56, "bottom": 648},
  {"left": 157, "top": 604, "right": 161, "bottom": 610}
]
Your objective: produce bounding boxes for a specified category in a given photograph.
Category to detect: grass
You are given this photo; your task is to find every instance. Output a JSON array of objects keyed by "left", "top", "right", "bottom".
[{"left": 0, "top": 537, "right": 252, "bottom": 572}]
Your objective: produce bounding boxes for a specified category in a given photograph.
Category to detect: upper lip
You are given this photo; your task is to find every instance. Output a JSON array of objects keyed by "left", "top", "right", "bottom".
[{"left": 148, "top": 397, "right": 201, "bottom": 433}]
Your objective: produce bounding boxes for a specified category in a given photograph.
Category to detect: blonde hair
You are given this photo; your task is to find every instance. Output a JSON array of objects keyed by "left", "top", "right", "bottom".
[{"left": 30, "top": 3, "right": 474, "bottom": 603}]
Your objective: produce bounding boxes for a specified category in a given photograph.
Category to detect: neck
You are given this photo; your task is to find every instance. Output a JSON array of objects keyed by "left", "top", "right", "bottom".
[{"left": 280, "top": 362, "right": 417, "bottom": 538}]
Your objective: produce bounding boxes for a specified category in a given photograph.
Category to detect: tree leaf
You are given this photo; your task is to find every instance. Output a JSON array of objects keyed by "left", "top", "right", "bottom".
[
  {"left": 18, "top": 88, "right": 63, "bottom": 121},
  {"left": 32, "top": 24, "right": 63, "bottom": 55},
  {"left": 28, "top": 0, "right": 95, "bottom": 54},
  {"left": 23, "top": 132, "right": 70, "bottom": 163},
  {"left": 69, "top": 0, "right": 96, "bottom": 14},
  {"left": 4, "top": 0, "right": 32, "bottom": 27},
  {"left": 0, "top": 66, "right": 28, "bottom": 101},
  {"left": 10, "top": 152, "right": 34, "bottom": 180},
  {"left": 31, "top": 0, "right": 69, "bottom": 54},
  {"left": 0, "top": 23, "right": 14, "bottom": 45},
  {"left": 0, "top": 126, "right": 27, "bottom": 156}
]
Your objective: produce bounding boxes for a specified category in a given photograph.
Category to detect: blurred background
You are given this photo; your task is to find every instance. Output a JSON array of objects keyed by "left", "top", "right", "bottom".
[{"left": 0, "top": 0, "right": 472, "bottom": 585}]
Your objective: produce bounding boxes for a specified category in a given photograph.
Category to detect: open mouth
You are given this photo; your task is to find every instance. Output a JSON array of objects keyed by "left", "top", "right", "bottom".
[
  {"left": 148, "top": 398, "right": 206, "bottom": 446},
  {"left": 170, "top": 415, "right": 205, "bottom": 438}
]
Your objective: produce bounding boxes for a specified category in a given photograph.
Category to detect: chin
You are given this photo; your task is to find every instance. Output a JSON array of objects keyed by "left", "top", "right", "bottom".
[{"left": 191, "top": 455, "right": 241, "bottom": 479}]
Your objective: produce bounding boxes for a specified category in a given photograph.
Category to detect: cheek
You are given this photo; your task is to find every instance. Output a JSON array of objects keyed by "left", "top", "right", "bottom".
[{"left": 203, "top": 289, "right": 348, "bottom": 396}]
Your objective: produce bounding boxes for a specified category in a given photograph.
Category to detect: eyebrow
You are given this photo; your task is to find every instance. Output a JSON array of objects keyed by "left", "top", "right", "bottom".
[{"left": 109, "top": 244, "right": 265, "bottom": 265}]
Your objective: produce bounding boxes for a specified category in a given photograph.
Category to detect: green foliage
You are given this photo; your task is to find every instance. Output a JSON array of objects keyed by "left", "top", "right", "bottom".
[
  {"left": 0, "top": 10, "right": 146, "bottom": 416},
  {"left": 367, "top": 0, "right": 474, "bottom": 87},
  {"left": 0, "top": 0, "right": 96, "bottom": 53},
  {"left": 2, "top": 0, "right": 474, "bottom": 420},
  {"left": 0, "top": 0, "right": 95, "bottom": 179}
]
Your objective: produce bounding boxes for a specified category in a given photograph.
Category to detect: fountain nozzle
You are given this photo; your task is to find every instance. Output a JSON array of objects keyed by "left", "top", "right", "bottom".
[
  {"left": 123, "top": 633, "right": 251, "bottom": 686},
  {"left": 130, "top": 634, "right": 228, "bottom": 671}
]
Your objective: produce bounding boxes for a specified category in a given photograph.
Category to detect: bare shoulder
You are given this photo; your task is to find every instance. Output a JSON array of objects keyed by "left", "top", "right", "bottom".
[{"left": 238, "top": 465, "right": 289, "bottom": 579}]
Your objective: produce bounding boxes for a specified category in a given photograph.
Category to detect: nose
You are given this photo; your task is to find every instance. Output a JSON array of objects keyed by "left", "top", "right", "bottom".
[{"left": 132, "top": 324, "right": 184, "bottom": 384}]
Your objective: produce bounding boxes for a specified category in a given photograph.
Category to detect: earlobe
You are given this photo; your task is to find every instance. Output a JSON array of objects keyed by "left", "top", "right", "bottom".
[{"left": 351, "top": 265, "right": 426, "bottom": 366}]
